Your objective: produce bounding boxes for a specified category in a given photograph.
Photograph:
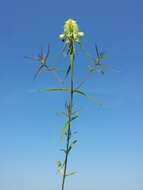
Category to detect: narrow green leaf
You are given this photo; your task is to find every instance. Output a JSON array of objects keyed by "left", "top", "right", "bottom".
[
  {"left": 62, "top": 43, "right": 67, "bottom": 53},
  {"left": 66, "top": 172, "right": 76, "bottom": 177},
  {"left": 71, "top": 140, "right": 77, "bottom": 146},
  {"left": 61, "top": 122, "right": 69, "bottom": 139},
  {"left": 68, "top": 140, "right": 77, "bottom": 152},
  {"left": 65, "top": 102, "right": 71, "bottom": 116},
  {"left": 60, "top": 149, "right": 67, "bottom": 154},
  {"left": 89, "top": 66, "right": 104, "bottom": 75},
  {"left": 73, "top": 89, "right": 87, "bottom": 96},
  {"left": 40, "top": 88, "right": 70, "bottom": 93},
  {"left": 71, "top": 115, "right": 79, "bottom": 121},
  {"left": 44, "top": 64, "right": 57, "bottom": 72},
  {"left": 45, "top": 44, "right": 50, "bottom": 61},
  {"left": 70, "top": 52, "right": 74, "bottom": 79},
  {"left": 56, "top": 160, "right": 62, "bottom": 169},
  {"left": 72, "top": 111, "right": 80, "bottom": 117},
  {"left": 64, "top": 64, "right": 71, "bottom": 80},
  {"left": 74, "top": 89, "right": 102, "bottom": 106},
  {"left": 56, "top": 160, "right": 64, "bottom": 175},
  {"left": 56, "top": 112, "right": 68, "bottom": 117},
  {"left": 33, "top": 65, "right": 44, "bottom": 80}
]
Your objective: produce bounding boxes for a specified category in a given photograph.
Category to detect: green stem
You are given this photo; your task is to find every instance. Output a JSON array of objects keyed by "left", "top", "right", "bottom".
[{"left": 61, "top": 42, "right": 74, "bottom": 190}]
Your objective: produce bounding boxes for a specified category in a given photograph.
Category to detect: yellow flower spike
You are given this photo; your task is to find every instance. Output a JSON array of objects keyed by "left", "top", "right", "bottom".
[{"left": 59, "top": 18, "right": 84, "bottom": 43}]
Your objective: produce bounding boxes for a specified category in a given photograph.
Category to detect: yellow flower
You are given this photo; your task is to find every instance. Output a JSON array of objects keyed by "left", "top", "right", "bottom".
[{"left": 59, "top": 19, "right": 84, "bottom": 43}]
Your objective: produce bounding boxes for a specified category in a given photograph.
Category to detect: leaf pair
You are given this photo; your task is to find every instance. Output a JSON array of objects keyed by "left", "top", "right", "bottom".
[
  {"left": 56, "top": 160, "right": 64, "bottom": 176},
  {"left": 60, "top": 114, "right": 79, "bottom": 139},
  {"left": 40, "top": 87, "right": 102, "bottom": 106},
  {"left": 56, "top": 160, "right": 76, "bottom": 177},
  {"left": 40, "top": 87, "right": 85, "bottom": 96}
]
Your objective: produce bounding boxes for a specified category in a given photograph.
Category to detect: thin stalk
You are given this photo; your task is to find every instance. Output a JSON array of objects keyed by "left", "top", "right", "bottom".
[
  {"left": 76, "top": 71, "right": 92, "bottom": 89},
  {"left": 61, "top": 42, "right": 74, "bottom": 190}
]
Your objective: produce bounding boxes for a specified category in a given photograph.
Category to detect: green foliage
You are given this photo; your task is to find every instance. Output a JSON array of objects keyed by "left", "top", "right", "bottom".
[
  {"left": 40, "top": 88, "right": 71, "bottom": 93},
  {"left": 73, "top": 89, "right": 87, "bottom": 96},
  {"left": 74, "top": 89, "right": 102, "bottom": 106},
  {"left": 65, "top": 102, "right": 71, "bottom": 117},
  {"left": 26, "top": 19, "right": 110, "bottom": 190},
  {"left": 60, "top": 149, "right": 67, "bottom": 154},
  {"left": 61, "top": 122, "right": 69, "bottom": 139},
  {"left": 64, "top": 64, "right": 71, "bottom": 80},
  {"left": 66, "top": 172, "right": 76, "bottom": 177},
  {"left": 71, "top": 114, "right": 79, "bottom": 121},
  {"left": 56, "top": 160, "right": 64, "bottom": 176},
  {"left": 68, "top": 140, "right": 77, "bottom": 153}
]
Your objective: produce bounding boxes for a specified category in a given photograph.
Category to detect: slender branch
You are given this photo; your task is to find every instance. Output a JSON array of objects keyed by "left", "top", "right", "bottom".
[
  {"left": 76, "top": 71, "right": 92, "bottom": 89},
  {"left": 79, "top": 42, "right": 95, "bottom": 63},
  {"left": 51, "top": 69, "right": 64, "bottom": 84}
]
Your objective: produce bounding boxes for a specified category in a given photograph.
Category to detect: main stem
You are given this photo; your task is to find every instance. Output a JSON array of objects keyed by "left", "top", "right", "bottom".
[{"left": 61, "top": 42, "right": 74, "bottom": 190}]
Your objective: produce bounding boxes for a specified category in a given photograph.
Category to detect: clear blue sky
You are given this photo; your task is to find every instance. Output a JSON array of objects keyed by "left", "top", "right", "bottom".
[{"left": 0, "top": 0, "right": 143, "bottom": 190}]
